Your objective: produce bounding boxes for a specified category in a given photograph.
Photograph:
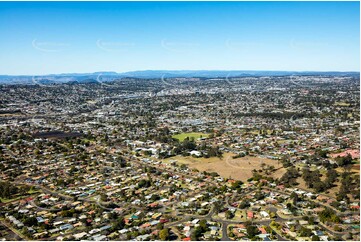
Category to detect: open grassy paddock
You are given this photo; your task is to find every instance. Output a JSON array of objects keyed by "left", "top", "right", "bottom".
[
  {"left": 163, "top": 152, "right": 285, "bottom": 181},
  {"left": 172, "top": 132, "right": 210, "bottom": 141}
]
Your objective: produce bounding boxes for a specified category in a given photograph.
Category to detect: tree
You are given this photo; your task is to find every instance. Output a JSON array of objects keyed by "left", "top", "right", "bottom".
[
  {"left": 311, "top": 235, "right": 320, "bottom": 241},
  {"left": 191, "top": 226, "right": 203, "bottom": 240},
  {"left": 290, "top": 192, "right": 299, "bottom": 206},
  {"left": 269, "top": 165, "right": 275, "bottom": 172},
  {"left": 254, "top": 191, "right": 265, "bottom": 201},
  {"left": 280, "top": 167, "right": 299, "bottom": 187},
  {"left": 302, "top": 168, "right": 323, "bottom": 191},
  {"left": 325, "top": 169, "right": 338, "bottom": 188},
  {"left": 225, "top": 210, "right": 234, "bottom": 219},
  {"left": 299, "top": 227, "right": 312, "bottom": 237},
  {"left": 100, "top": 193, "right": 108, "bottom": 202},
  {"left": 138, "top": 179, "right": 151, "bottom": 188},
  {"left": 0, "top": 181, "right": 19, "bottom": 199},
  {"left": 208, "top": 146, "right": 223, "bottom": 158},
  {"left": 180, "top": 164, "right": 187, "bottom": 170},
  {"left": 156, "top": 223, "right": 164, "bottom": 230},
  {"left": 281, "top": 156, "right": 292, "bottom": 168},
  {"left": 199, "top": 219, "right": 208, "bottom": 231},
  {"left": 213, "top": 201, "right": 222, "bottom": 213},
  {"left": 318, "top": 208, "right": 341, "bottom": 223},
  {"left": 159, "top": 228, "right": 169, "bottom": 241},
  {"left": 111, "top": 217, "right": 125, "bottom": 231},
  {"left": 151, "top": 194, "right": 160, "bottom": 201},
  {"left": 24, "top": 216, "right": 38, "bottom": 226},
  {"left": 231, "top": 180, "right": 243, "bottom": 190},
  {"left": 313, "top": 181, "right": 325, "bottom": 193},
  {"left": 246, "top": 224, "right": 259, "bottom": 238},
  {"left": 239, "top": 199, "right": 250, "bottom": 209},
  {"left": 316, "top": 149, "right": 328, "bottom": 158},
  {"left": 336, "top": 154, "right": 353, "bottom": 167}
]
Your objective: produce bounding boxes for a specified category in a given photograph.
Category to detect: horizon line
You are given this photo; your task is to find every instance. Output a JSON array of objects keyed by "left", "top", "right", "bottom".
[{"left": 1, "top": 69, "right": 360, "bottom": 76}]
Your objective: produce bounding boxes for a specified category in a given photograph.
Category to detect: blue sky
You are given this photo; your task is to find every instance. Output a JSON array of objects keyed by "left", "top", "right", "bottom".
[{"left": 0, "top": 1, "right": 359, "bottom": 75}]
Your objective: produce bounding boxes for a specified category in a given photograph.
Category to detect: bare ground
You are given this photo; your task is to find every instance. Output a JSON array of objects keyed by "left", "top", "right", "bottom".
[{"left": 163, "top": 153, "right": 286, "bottom": 181}]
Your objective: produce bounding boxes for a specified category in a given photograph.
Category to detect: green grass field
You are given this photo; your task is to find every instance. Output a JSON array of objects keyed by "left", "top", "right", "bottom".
[
  {"left": 27, "top": 187, "right": 40, "bottom": 194},
  {"left": 334, "top": 102, "right": 350, "bottom": 107},
  {"left": 0, "top": 195, "right": 28, "bottom": 203},
  {"left": 172, "top": 132, "right": 209, "bottom": 141}
]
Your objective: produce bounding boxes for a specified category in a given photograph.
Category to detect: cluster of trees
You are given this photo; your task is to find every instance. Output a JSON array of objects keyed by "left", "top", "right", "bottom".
[
  {"left": 23, "top": 216, "right": 38, "bottom": 226},
  {"left": 116, "top": 157, "right": 128, "bottom": 168},
  {"left": 202, "top": 171, "right": 220, "bottom": 178},
  {"left": 0, "top": 129, "right": 33, "bottom": 145},
  {"left": 147, "top": 127, "right": 174, "bottom": 144},
  {"left": 61, "top": 208, "right": 77, "bottom": 218},
  {"left": 173, "top": 138, "right": 197, "bottom": 156},
  {"left": 225, "top": 210, "right": 235, "bottom": 219},
  {"left": 235, "top": 111, "right": 317, "bottom": 120},
  {"left": 204, "top": 146, "right": 223, "bottom": 158},
  {"left": 302, "top": 216, "right": 315, "bottom": 225},
  {"left": 286, "top": 203, "right": 298, "bottom": 216},
  {"left": 254, "top": 191, "right": 265, "bottom": 201},
  {"left": 244, "top": 221, "right": 260, "bottom": 239},
  {"left": 298, "top": 226, "right": 313, "bottom": 237},
  {"left": 138, "top": 179, "right": 152, "bottom": 188},
  {"left": 191, "top": 219, "right": 209, "bottom": 240},
  {"left": 232, "top": 152, "right": 247, "bottom": 159},
  {"left": 290, "top": 192, "right": 300, "bottom": 206},
  {"left": 337, "top": 170, "right": 360, "bottom": 202},
  {"left": 159, "top": 228, "right": 170, "bottom": 240},
  {"left": 172, "top": 137, "right": 223, "bottom": 158},
  {"left": 318, "top": 208, "right": 341, "bottom": 224},
  {"left": 302, "top": 169, "right": 323, "bottom": 192},
  {"left": 315, "top": 149, "right": 329, "bottom": 159},
  {"left": 0, "top": 181, "right": 23, "bottom": 200},
  {"left": 260, "top": 163, "right": 276, "bottom": 175},
  {"left": 281, "top": 156, "right": 292, "bottom": 168},
  {"left": 325, "top": 169, "right": 338, "bottom": 188},
  {"left": 230, "top": 180, "right": 243, "bottom": 191},
  {"left": 239, "top": 199, "right": 250, "bottom": 209},
  {"left": 335, "top": 154, "right": 353, "bottom": 167},
  {"left": 280, "top": 167, "right": 299, "bottom": 187},
  {"left": 110, "top": 217, "right": 125, "bottom": 233},
  {"left": 302, "top": 168, "right": 338, "bottom": 193}
]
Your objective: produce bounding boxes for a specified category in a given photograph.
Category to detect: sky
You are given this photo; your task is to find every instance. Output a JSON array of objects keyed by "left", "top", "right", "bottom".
[{"left": 0, "top": 1, "right": 359, "bottom": 75}]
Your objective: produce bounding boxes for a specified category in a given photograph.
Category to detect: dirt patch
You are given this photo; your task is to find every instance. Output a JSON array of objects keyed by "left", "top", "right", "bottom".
[
  {"left": 352, "top": 164, "right": 360, "bottom": 171},
  {"left": 164, "top": 153, "right": 285, "bottom": 181}
]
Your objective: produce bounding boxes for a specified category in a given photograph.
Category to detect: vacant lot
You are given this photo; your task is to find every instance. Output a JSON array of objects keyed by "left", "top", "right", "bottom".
[
  {"left": 163, "top": 153, "right": 285, "bottom": 181},
  {"left": 172, "top": 132, "right": 209, "bottom": 141}
]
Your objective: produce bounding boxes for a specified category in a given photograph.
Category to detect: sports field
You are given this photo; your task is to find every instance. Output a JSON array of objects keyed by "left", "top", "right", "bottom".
[{"left": 172, "top": 132, "right": 209, "bottom": 141}]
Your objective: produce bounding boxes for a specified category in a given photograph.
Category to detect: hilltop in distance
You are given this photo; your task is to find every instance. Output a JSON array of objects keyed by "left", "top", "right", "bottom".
[{"left": 0, "top": 70, "right": 359, "bottom": 84}]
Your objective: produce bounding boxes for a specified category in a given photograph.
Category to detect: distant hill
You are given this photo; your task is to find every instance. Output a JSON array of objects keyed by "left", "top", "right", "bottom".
[
  {"left": 0, "top": 70, "right": 359, "bottom": 84},
  {"left": 121, "top": 70, "right": 360, "bottom": 78}
]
